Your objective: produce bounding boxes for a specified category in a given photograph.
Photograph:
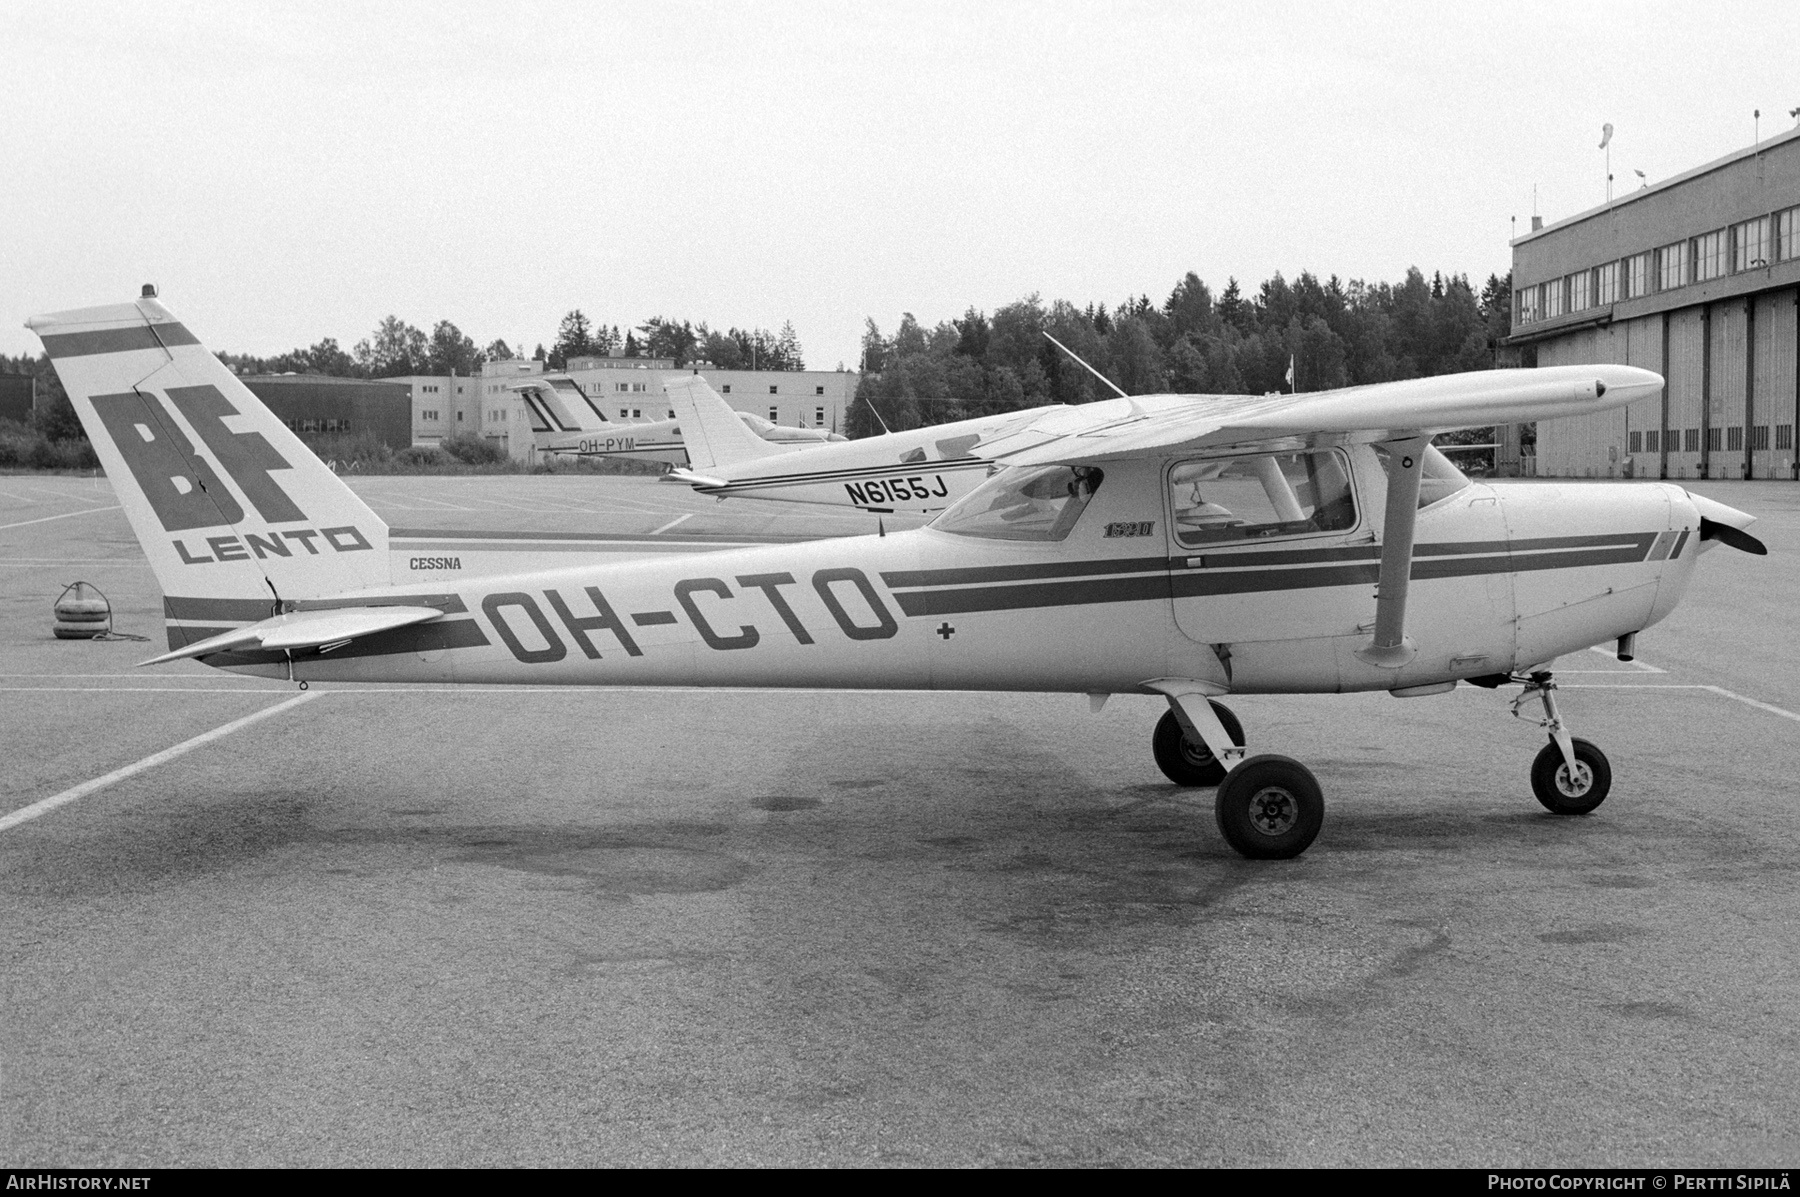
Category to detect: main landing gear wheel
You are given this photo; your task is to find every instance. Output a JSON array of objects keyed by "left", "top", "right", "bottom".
[
  {"left": 1214, "top": 754, "right": 1324, "bottom": 860},
  {"left": 1530, "top": 737, "right": 1612, "bottom": 815},
  {"left": 1152, "top": 703, "right": 1245, "bottom": 787}
]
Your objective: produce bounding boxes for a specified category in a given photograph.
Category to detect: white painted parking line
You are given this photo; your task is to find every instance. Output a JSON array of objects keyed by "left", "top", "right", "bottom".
[
  {"left": 0, "top": 505, "right": 122, "bottom": 532},
  {"left": 1564, "top": 682, "right": 1800, "bottom": 722},
  {"left": 650, "top": 514, "right": 693, "bottom": 535},
  {"left": 0, "top": 690, "right": 321, "bottom": 833},
  {"left": 1585, "top": 645, "right": 1665, "bottom": 673}
]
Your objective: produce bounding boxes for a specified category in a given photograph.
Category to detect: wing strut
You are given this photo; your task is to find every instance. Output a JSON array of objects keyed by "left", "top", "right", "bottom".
[{"left": 1355, "top": 434, "right": 1430, "bottom": 669}]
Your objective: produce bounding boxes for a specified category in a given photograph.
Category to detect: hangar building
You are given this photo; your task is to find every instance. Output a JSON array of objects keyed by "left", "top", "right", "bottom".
[
  {"left": 241, "top": 375, "right": 413, "bottom": 451},
  {"left": 1510, "top": 126, "right": 1800, "bottom": 480}
]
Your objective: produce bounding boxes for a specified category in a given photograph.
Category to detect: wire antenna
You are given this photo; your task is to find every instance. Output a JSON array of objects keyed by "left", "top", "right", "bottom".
[
  {"left": 863, "top": 393, "right": 892, "bottom": 435},
  {"left": 1042, "top": 332, "right": 1130, "bottom": 399}
]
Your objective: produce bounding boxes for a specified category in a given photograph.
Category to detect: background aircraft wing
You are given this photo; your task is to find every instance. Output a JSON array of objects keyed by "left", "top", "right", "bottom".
[{"left": 969, "top": 364, "right": 1663, "bottom": 467}]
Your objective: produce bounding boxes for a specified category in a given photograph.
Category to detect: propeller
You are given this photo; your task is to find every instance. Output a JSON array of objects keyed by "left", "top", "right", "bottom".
[{"left": 1699, "top": 518, "right": 1767, "bottom": 555}]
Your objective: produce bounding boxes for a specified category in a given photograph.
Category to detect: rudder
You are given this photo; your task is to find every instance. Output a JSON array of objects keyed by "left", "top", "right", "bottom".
[{"left": 28, "top": 294, "right": 392, "bottom": 645}]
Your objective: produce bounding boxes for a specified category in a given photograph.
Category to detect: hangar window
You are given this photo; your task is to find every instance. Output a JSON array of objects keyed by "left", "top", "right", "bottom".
[
  {"left": 1594, "top": 262, "right": 1618, "bottom": 306},
  {"left": 1645, "top": 430, "right": 1660, "bottom": 453},
  {"left": 1515, "top": 288, "right": 1537, "bottom": 325},
  {"left": 768, "top": 406, "right": 779, "bottom": 421},
  {"left": 1752, "top": 426, "right": 1769, "bottom": 451},
  {"left": 1566, "top": 271, "right": 1591, "bottom": 313},
  {"left": 1623, "top": 252, "right": 1652, "bottom": 299},
  {"left": 933, "top": 464, "right": 1104, "bottom": 542},
  {"left": 1779, "top": 208, "right": 1799, "bottom": 261},
  {"left": 769, "top": 385, "right": 779, "bottom": 394},
  {"left": 1630, "top": 431, "right": 1642, "bottom": 454},
  {"left": 1540, "top": 280, "right": 1563, "bottom": 320},
  {"left": 722, "top": 384, "right": 732, "bottom": 393},
  {"left": 1731, "top": 217, "right": 1770, "bottom": 271},
  {"left": 1694, "top": 230, "right": 1727, "bottom": 282},
  {"left": 816, "top": 386, "right": 825, "bottom": 395},
  {"left": 1777, "top": 426, "right": 1793, "bottom": 451},
  {"left": 1168, "top": 450, "right": 1358, "bottom": 548},
  {"left": 1685, "top": 428, "right": 1699, "bottom": 453},
  {"left": 816, "top": 406, "right": 826, "bottom": 426},
  {"left": 1656, "top": 241, "right": 1688, "bottom": 291}
]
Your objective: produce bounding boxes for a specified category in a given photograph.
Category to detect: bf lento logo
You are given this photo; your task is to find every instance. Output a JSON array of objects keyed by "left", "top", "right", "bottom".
[{"left": 92, "top": 384, "right": 372, "bottom": 564}]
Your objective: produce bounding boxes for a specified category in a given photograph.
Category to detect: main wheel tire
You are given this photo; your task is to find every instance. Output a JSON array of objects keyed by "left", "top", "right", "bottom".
[
  {"left": 1530, "top": 737, "right": 1612, "bottom": 815},
  {"left": 1214, "top": 754, "right": 1324, "bottom": 860},
  {"left": 1152, "top": 703, "right": 1245, "bottom": 787}
]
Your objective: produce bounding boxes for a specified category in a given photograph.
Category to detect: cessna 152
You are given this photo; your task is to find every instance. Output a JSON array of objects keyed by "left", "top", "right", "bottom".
[
  {"left": 663, "top": 375, "right": 1054, "bottom": 514},
  {"left": 28, "top": 293, "right": 1766, "bottom": 859},
  {"left": 540, "top": 376, "right": 844, "bottom": 467}
]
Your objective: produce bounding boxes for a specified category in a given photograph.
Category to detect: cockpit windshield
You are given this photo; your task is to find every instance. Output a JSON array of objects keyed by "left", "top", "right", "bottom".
[
  {"left": 931, "top": 464, "right": 1104, "bottom": 541},
  {"left": 1374, "top": 443, "right": 1473, "bottom": 508}
]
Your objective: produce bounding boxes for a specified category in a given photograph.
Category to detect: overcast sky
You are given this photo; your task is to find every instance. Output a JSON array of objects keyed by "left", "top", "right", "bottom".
[{"left": 2, "top": 1, "right": 1793, "bottom": 366}]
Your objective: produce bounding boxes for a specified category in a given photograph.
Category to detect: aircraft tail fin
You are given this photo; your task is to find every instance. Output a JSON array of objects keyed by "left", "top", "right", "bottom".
[
  {"left": 513, "top": 376, "right": 612, "bottom": 433},
  {"left": 26, "top": 294, "right": 392, "bottom": 648},
  {"left": 664, "top": 375, "right": 789, "bottom": 470}
]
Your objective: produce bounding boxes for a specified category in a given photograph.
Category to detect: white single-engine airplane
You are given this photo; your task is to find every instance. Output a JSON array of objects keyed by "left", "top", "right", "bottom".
[
  {"left": 540, "top": 377, "right": 845, "bottom": 467},
  {"left": 664, "top": 375, "right": 1051, "bottom": 514},
  {"left": 29, "top": 293, "right": 1767, "bottom": 859}
]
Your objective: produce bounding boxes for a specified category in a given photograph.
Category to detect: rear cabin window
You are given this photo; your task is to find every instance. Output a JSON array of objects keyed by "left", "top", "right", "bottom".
[
  {"left": 933, "top": 464, "right": 1104, "bottom": 542},
  {"left": 1169, "top": 450, "right": 1356, "bottom": 547}
]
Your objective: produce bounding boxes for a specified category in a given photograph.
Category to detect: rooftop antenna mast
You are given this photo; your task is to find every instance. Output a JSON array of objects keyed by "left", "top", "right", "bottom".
[
  {"left": 1600, "top": 123, "right": 1614, "bottom": 204},
  {"left": 1041, "top": 331, "right": 1129, "bottom": 400}
]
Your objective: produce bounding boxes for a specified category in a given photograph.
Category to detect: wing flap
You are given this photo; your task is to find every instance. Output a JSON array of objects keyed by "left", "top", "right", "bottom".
[{"left": 141, "top": 605, "right": 445, "bottom": 666}]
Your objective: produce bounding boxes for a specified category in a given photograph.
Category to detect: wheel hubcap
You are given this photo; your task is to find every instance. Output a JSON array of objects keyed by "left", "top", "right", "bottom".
[
  {"left": 1555, "top": 762, "right": 1593, "bottom": 798},
  {"left": 1181, "top": 737, "right": 1215, "bottom": 767},
  {"left": 1247, "top": 786, "right": 1298, "bottom": 836}
]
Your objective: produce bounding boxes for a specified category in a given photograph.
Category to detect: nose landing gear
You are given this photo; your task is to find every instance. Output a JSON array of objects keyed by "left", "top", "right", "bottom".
[{"left": 1512, "top": 671, "right": 1613, "bottom": 815}]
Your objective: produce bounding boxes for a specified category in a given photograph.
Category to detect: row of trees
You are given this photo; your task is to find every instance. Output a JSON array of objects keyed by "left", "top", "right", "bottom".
[
  {"left": 849, "top": 267, "right": 1512, "bottom": 437},
  {"left": 551, "top": 312, "right": 806, "bottom": 372},
  {"left": 218, "top": 311, "right": 809, "bottom": 379}
]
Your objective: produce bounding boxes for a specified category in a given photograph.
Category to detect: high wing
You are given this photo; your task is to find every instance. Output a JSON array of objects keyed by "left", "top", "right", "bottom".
[
  {"left": 962, "top": 363, "right": 1665, "bottom": 672},
  {"left": 969, "top": 365, "right": 1664, "bottom": 467}
]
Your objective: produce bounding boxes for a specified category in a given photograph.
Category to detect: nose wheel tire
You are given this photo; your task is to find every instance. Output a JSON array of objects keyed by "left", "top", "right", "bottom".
[
  {"left": 1214, "top": 754, "right": 1324, "bottom": 859},
  {"left": 1152, "top": 703, "right": 1245, "bottom": 787},
  {"left": 1530, "top": 738, "right": 1612, "bottom": 815}
]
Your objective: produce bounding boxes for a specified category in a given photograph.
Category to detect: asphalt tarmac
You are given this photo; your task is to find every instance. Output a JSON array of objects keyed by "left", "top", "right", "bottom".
[{"left": 3, "top": 473, "right": 1798, "bottom": 1167}]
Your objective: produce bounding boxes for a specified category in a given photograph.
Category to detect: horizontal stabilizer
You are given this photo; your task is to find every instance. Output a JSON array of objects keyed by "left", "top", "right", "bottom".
[
  {"left": 140, "top": 605, "right": 444, "bottom": 666},
  {"left": 664, "top": 467, "right": 727, "bottom": 488}
]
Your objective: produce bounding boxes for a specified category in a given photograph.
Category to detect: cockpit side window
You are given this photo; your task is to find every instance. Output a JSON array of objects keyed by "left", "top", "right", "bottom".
[
  {"left": 932, "top": 464, "right": 1105, "bottom": 541},
  {"left": 1170, "top": 450, "right": 1357, "bottom": 547}
]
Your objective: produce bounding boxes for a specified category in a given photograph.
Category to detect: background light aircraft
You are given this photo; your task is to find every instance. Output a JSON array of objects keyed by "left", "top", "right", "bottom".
[
  {"left": 539, "top": 376, "right": 844, "bottom": 467},
  {"left": 663, "top": 375, "right": 1057, "bottom": 514},
  {"left": 29, "top": 293, "right": 1767, "bottom": 860}
]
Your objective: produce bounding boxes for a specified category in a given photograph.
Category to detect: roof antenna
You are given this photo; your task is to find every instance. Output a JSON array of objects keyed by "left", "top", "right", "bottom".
[
  {"left": 1042, "top": 331, "right": 1130, "bottom": 400},
  {"left": 864, "top": 393, "right": 892, "bottom": 435}
]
